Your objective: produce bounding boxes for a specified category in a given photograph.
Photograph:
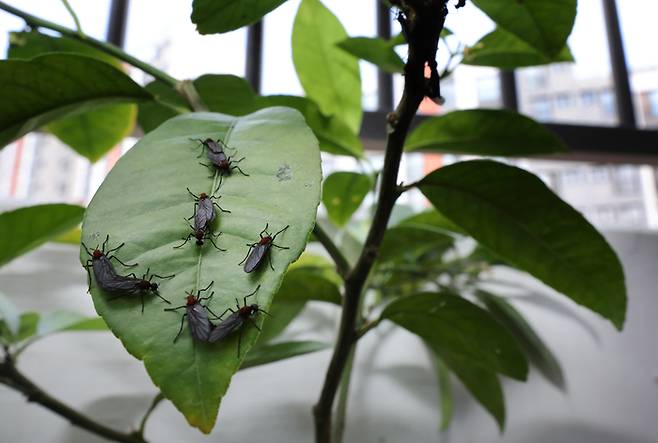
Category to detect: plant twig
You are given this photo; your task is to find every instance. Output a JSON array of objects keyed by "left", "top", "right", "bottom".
[
  {"left": 137, "top": 393, "right": 164, "bottom": 438},
  {"left": 60, "top": 0, "right": 83, "bottom": 36},
  {"left": 0, "top": 1, "right": 179, "bottom": 88},
  {"left": 333, "top": 347, "right": 356, "bottom": 443},
  {"left": 312, "top": 2, "right": 454, "bottom": 442},
  {"left": 313, "top": 224, "right": 350, "bottom": 279},
  {"left": 0, "top": 355, "right": 146, "bottom": 443}
]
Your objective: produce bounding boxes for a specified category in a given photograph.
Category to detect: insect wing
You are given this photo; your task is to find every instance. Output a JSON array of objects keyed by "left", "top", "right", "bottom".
[
  {"left": 208, "top": 312, "right": 244, "bottom": 342},
  {"left": 206, "top": 148, "right": 227, "bottom": 165},
  {"left": 195, "top": 198, "right": 216, "bottom": 230},
  {"left": 244, "top": 244, "right": 269, "bottom": 273},
  {"left": 92, "top": 257, "right": 119, "bottom": 290},
  {"left": 187, "top": 304, "right": 211, "bottom": 341}
]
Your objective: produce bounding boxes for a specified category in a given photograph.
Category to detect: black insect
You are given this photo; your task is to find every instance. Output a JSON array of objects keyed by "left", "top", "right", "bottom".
[
  {"left": 186, "top": 186, "right": 230, "bottom": 231},
  {"left": 164, "top": 282, "right": 221, "bottom": 343},
  {"left": 82, "top": 235, "right": 137, "bottom": 291},
  {"left": 103, "top": 268, "right": 174, "bottom": 313},
  {"left": 239, "top": 224, "right": 290, "bottom": 273},
  {"left": 208, "top": 285, "right": 268, "bottom": 356},
  {"left": 195, "top": 138, "right": 249, "bottom": 185}
]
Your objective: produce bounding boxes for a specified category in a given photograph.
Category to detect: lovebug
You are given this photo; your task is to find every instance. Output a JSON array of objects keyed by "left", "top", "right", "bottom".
[
  {"left": 173, "top": 221, "right": 226, "bottom": 251},
  {"left": 197, "top": 140, "right": 249, "bottom": 186},
  {"left": 239, "top": 224, "right": 290, "bottom": 273},
  {"left": 82, "top": 235, "right": 137, "bottom": 292},
  {"left": 103, "top": 268, "right": 174, "bottom": 313},
  {"left": 164, "top": 282, "right": 221, "bottom": 343},
  {"left": 186, "top": 186, "right": 230, "bottom": 231},
  {"left": 208, "top": 285, "right": 268, "bottom": 357},
  {"left": 190, "top": 138, "right": 230, "bottom": 163}
]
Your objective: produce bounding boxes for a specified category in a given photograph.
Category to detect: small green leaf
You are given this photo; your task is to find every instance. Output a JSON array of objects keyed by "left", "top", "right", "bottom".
[
  {"left": 0, "top": 204, "right": 85, "bottom": 267},
  {"left": 463, "top": 27, "right": 574, "bottom": 70},
  {"left": 37, "top": 311, "right": 108, "bottom": 336},
  {"left": 337, "top": 36, "right": 405, "bottom": 73},
  {"left": 476, "top": 290, "right": 565, "bottom": 390},
  {"left": 256, "top": 95, "right": 363, "bottom": 157},
  {"left": 191, "top": 0, "right": 286, "bottom": 34},
  {"left": 15, "top": 312, "right": 40, "bottom": 343},
  {"left": 81, "top": 108, "right": 321, "bottom": 433},
  {"left": 0, "top": 54, "right": 151, "bottom": 152},
  {"left": 322, "top": 172, "right": 371, "bottom": 226},
  {"left": 405, "top": 109, "right": 567, "bottom": 156},
  {"left": 195, "top": 74, "right": 257, "bottom": 115},
  {"left": 382, "top": 292, "right": 528, "bottom": 380},
  {"left": 417, "top": 160, "right": 627, "bottom": 329},
  {"left": 378, "top": 225, "right": 453, "bottom": 263},
  {"left": 138, "top": 81, "right": 188, "bottom": 133},
  {"left": 430, "top": 352, "right": 454, "bottom": 431},
  {"left": 471, "top": 0, "right": 577, "bottom": 57},
  {"left": 8, "top": 34, "right": 141, "bottom": 161},
  {"left": 397, "top": 209, "right": 465, "bottom": 235},
  {"left": 241, "top": 340, "right": 330, "bottom": 369},
  {"left": 293, "top": 0, "right": 362, "bottom": 133},
  {"left": 0, "top": 292, "right": 20, "bottom": 336}
]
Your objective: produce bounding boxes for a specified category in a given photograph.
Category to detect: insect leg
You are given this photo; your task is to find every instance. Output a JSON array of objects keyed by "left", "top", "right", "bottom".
[
  {"left": 215, "top": 307, "right": 235, "bottom": 320},
  {"left": 271, "top": 243, "right": 290, "bottom": 250},
  {"left": 197, "top": 281, "right": 214, "bottom": 295},
  {"left": 238, "top": 244, "right": 256, "bottom": 265},
  {"left": 243, "top": 285, "right": 261, "bottom": 305},
  {"left": 110, "top": 255, "right": 138, "bottom": 268},
  {"left": 205, "top": 305, "right": 222, "bottom": 320},
  {"left": 81, "top": 242, "right": 93, "bottom": 257},
  {"left": 231, "top": 165, "right": 249, "bottom": 177},
  {"left": 150, "top": 273, "right": 175, "bottom": 280},
  {"left": 271, "top": 225, "right": 290, "bottom": 241},
  {"left": 237, "top": 330, "right": 242, "bottom": 358},
  {"left": 260, "top": 224, "right": 269, "bottom": 238},
  {"left": 154, "top": 292, "right": 171, "bottom": 304},
  {"left": 213, "top": 201, "right": 231, "bottom": 213},
  {"left": 257, "top": 308, "right": 272, "bottom": 317},
  {"left": 101, "top": 235, "right": 110, "bottom": 253},
  {"left": 105, "top": 241, "right": 125, "bottom": 256},
  {"left": 268, "top": 252, "right": 274, "bottom": 271},
  {"left": 164, "top": 304, "right": 186, "bottom": 312},
  {"left": 173, "top": 313, "right": 187, "bottom": 343},
  {"left": 187, "top": 187, "right": 200, "bottom": 200},
  {"left": 207, "top": 236, "right": 227, "bottom": 252},
  {"left": 173, "top": 234, "right": 193, "bottom": 249},
  {"left": 247, "top": 317, "right": 261, "bottom": 332},
  {"left": 140, "top": 293, "right": 145, "bottom": 314}
]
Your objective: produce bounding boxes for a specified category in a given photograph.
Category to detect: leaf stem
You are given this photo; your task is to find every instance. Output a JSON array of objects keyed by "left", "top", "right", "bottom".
[
  {"left": 312, "top": 224, "right": 350, "bottom": 279},
  {"left": 137, "top": 393, "right": 164, "bottom": 438},
  {"left": 0, "top": 354, "right": 146, "bottom": 443},
  {"left": 60, "top": 0, "right": 83, "bottom": 36},
  {"left": 312, "top": 2, "right": 453, "bottom": 441},
  {"left": 0, "top": 1, "right": 179, "bottom": 88}
]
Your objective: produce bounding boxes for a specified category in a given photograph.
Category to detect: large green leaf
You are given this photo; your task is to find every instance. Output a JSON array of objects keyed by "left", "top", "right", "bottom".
[
  {"left": 8, "top": 33, "right": 140, "bottom": 161},
  {"left": 337, "top": 36, "right": 405, "bottom": 73},
  {"left": 256, "top": 95, "right": 363, "bottom": 157},
  {"left": 463, "top": 27, "right": 574, "bottom": 70},
  {"left": 195, "top": 74, "right": 257, "bottom": 115},
  {"left": 0, "top": 204, "right": 85, "bottom": 267},
  {"left": 476, "top": 290, "right": 565, "bottom": 390},
  {"left": 378, "top": 225, "right": 454, "bottom": 264},
  {"left": 191, "top": 0, "right": 286, "bottom": 34},
  {"left": 417, "top": 160, "right": 627, "bottom": 329},
  {"left": 396, "top": 209, "right": 465, "bottom": 235},
  {"left": 242, "top": 340, "right": 330, "bottom": 369},
  {"left": 430, "top": 351, "right": 454, "bottom": 431},
  {"left": 322, "top": 172, "right": 371, "bottom": 226},
  {"left": 292, "top": 0, "right": 362, "bottom": 133},
  {"left": 0, "top": 54, "right": 150, "bottom": 151},
  {"left": 471, "top": 0, "right": 577, "bottom": 57},
  {"left": 382, "top": 292, "right": 528, "bottom": 380},
  {"left": 405, "top": 109, "right": 567, "bottom": 156},
  {"left": 80, "top": 108, "right": 321, "bottom": 433}
]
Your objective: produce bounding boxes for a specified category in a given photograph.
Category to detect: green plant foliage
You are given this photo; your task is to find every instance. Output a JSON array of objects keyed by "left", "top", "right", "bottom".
[
  {"left": 476, "top": 290, "right": 565, "bottom": 390},
  {"left": 405, "top": 109, "right": 568, "bottom": 156},
  {"left": 242, "top": 340, "right": 330, "bottom": 369},
  {"left": 292, "top": 0, "right": 362, "bottom": 133},
  {"left": 463, "top": 28, "right": 574, "bottom": 69},
  {"left": 191, "top": 0, "right": 286, "bottom": 34},
  {"left": 417, "top": 160, "right": 627, "bottom": 329},
  {"left": 8, "top": 32, "right": 140, "bottom": 161},
  {"left": 0, "top": 204, "right": 85, "bottom": 267},
  {"left": 337, "top": 36, "right": 405, "bottom": 73},
  {"left": 322, "top": 172, "right": 371, "bottom": 226},
  {"left": 0, "top": 54, "right": 150, "bottom": 152},
  {"left": 383, "top": 292, "right": 526, "bottom": 428},
  {"left": 378, "top": 225, "right": 454, "bottom": 263},
  {"left": 80, "top": 108, "right": 321, "bottom": 433},
  {"left": 195, "top": 74, "right": 258, "bottom": 115},
  {"left": 138, "top": 81, "right": 189, "bottom": 133},
  {"left": 397, "top": 209, "right": 465, "bottom": 235},
  {"left": 471, "top": 0, "right": 577, "bottom": 58},
  {"left": 256, "top": 95, "right": 363, "bottom": 157},
  {"left": 0, "top": 292, "right": 20, "bottom": 337},
  {"left": 434, "top": 355, "right": 454, "bottom": 431}
]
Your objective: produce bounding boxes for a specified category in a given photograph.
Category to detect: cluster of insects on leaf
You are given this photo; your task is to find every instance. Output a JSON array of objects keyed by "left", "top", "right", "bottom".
[{"left": 83, "top": 137, "right": 291, "bottom": 356}]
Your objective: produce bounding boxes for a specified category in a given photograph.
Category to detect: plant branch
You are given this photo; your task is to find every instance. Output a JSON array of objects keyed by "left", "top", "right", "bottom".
[
  {"left": 313, "top": 224, "right": 350, "bottom": 279},
  {"left": 0, "top": 1, "right": 179, "bottom": 88},
  {"left": 313, "top": 2, "right": 454, "bottom": 441},
  {"left": 0, "top": 355, "right": 146, "bottom": 443},
  {"left": 60, "top": 0, "right": 83, "bottom": 36},
  {"left": 137, "top": 393, "right": 164, "bottom": 438}
]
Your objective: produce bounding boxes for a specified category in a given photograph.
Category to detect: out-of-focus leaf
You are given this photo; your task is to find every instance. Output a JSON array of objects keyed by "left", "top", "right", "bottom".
[
  {"left": 191, "top": 0, "right": 286, "bottom": 34},
  {"left": 195, "top": 74, "right": 257, "bottom": 115},
  {"left": 322, "top": 172, "right": 371, "bottom": 226},
  {"left": 337, "top": 36, "right": 405, "bottom": 73},
  {"left": 0, "top": 204, "right": 85, "bottom": 267},
  {"left": 396, "top": 210, "right": 465, "bottom": 235},
  {"left": 379, "top": 225, "right": 454, "bottom": 263},
  {"left": 52, "top": 227, "right": 82, "bottom": 245},
  {"left": 241, "top": 340, "right": 330, "bottom": 370},
  {"left": 0, "top": 292, "right": 20, "bottom": 336},
  {"left": 138, "top": 81, "right": 188, "bottom": 133}
]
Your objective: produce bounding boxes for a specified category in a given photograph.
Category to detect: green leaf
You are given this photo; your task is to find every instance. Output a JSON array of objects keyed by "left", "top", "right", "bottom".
[
  {"left": 322, "top": 172, "right": 371, "bottom": 226},
  {"left": 382, "top": 292, "right": 528, "bottom": 381},
  {"left": 397, "top": 209, "right": 465, "bottom": 235},
  {"left": 417, "top": 160, "right": 627, "bottom": 329},
  {"left": 293, "top": 0, "right": 362, "bottom": 133},
  {"left": 241, "top": 340, "right": 330, "bottom": 369},
  {"left": 37, "top": 311, "right": 108, "bottom": 336},
  {"left": 15, "top": 312, "right": 40, "bottom": 343},
  {"left": 405, "top": 109, "right": 567, "bottom": 156},
  {"left": 378, "top": 225, "right": 454, "bottom": 264},
  {"left": 52, "top": 227, "right": 82, "bottom": 245},
  {"left": 0, "top": 204, "right": 85, "bottom": 267},
  {"left": 0, "top": 292, "right": 20, "bottom": 337},
  {"left": 471, "top": 0, "right": 577, "bottom": 57},
  {"left": 337, "top": 36, "right": 405, "bottom": 73},
  {"left": 430, "top": 352, "right": 454, "bottom": 431},
  {"left": 138, "top": 81, "right": 188, "bottom": 133},
  {"left": 8, "top": 33, "right": 140, "bottom": 161},
  {"left": 476, "top": 290, "right": 565, "bottom": 390},
  {"left": 191, "top": 0, "right": 286, "bottom": 34},
  {"left": 0, "top": 54, "right": 150, "bottom": 152},
  {"left": 195, "top": 74, "right": 257, "bottom": 115},
  {"left": 256, "top": 95, "right": 363, "bottom": 157},
  {"left": 80, "top": 108, "right": 321, "bottom": 433},
  {"left": 463, "top": 27, "right": 574, "bottom": 70}
]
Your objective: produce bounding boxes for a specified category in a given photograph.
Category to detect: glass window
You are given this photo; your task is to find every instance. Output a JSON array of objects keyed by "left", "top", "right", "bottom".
[{"left": 648, "top": 91, "right": 658, "bottom": 117}]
